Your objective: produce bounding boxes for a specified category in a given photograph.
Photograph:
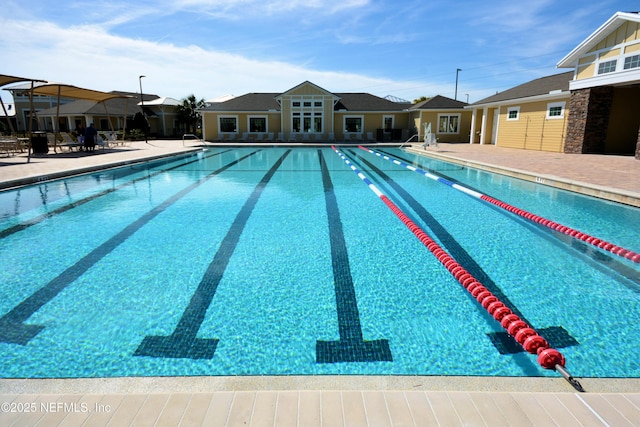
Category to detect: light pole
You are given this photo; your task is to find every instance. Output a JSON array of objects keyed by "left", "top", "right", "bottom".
[
  {"left": 139, "top": 75, "right": 148, "bottom": 144},
  {"left": 455, "top": 68, "right": 461, "bottom": 101},
  {"left": 465, "top": 94, "right": 469, "bottom": 103}
]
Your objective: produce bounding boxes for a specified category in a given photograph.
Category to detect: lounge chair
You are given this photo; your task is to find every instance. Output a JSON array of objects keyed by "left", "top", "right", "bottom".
[
  {"left": 58, "top": 132, "right": 82, "bottom": 151},
  {"left": 276, "top": 132, "right": 284, "bottom": 142}
]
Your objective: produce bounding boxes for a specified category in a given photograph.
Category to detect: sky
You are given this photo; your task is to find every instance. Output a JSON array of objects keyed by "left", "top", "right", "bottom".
[{"left": 1, "top": 0, "right": 637, "bottom": 105}]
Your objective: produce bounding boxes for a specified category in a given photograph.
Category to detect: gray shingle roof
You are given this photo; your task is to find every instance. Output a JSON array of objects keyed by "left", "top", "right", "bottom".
[
  {"left": 409, "top": 95, "right": 467, "bottom": 110},
  {"left": 472, "top": 71, "right": 573, "bottom": 105},
  {"left": 202, "top": 91, "right": 410, "bottom": 112},
  {"left": 334, "top": 93, "right": 409, "bottom": 111},
  {"left": 203, "top": 93, "right": 280, "bottom": 111}
]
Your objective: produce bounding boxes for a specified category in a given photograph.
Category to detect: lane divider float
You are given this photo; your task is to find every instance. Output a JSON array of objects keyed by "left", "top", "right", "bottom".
[
  {"left": 332, "top": 146, "right": 584, "bottom": 391},
  {"left": 359, "top": 146, "right": 640, "bottom": 265}
]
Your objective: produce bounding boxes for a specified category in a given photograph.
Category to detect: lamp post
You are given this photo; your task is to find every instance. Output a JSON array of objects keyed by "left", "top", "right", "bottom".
[
  {"left": 139, "top": 75, "right": 148, "bottom": 144},
  {"left": 455, "top": 68, "right": 461, "bottom": 101}
]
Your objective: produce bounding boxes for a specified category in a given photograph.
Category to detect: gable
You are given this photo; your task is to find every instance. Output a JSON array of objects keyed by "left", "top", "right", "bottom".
[
  {"left": 557, "top": 12, "right": 640, "bottom": 67},
  {"left": 279, "top": 81, "right": 334, "bottom": 97},
  {"left": 410, "top": 95, "right": 467, "bottom": 110}
]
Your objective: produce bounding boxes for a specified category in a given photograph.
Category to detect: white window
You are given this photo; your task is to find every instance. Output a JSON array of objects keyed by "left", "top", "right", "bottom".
[
  {"left": 624, "top": 54, "right": 640, "bottom": 70},
  {"left": 290, "top": 96, "right": 323, "bottom": 133},
  {"left": 383, "top": 115, "right": 394, "bottom": 130},
  {"left": 344, "top": 116, "right": 363, "bottom": 133},
  {"left": 597, "top": 59, "right": 617, "bottom": 74},
  {"left": 219, "top": 116, "right": 237, "bottom": 132},
  {"left": 546, "top": 102, "right": 565, "bottom": 119},
  {"left": 437, "top": 114, "right": 460, "bottom": 133},
  {"left": 292, "top": 113, "right": 300, "bottom": 132},
  {"left": 507, "top": 107, "right": 520, "bottom": 121},
  {"left": 248, "top": 116, "right": 267, "bottom": 132}
]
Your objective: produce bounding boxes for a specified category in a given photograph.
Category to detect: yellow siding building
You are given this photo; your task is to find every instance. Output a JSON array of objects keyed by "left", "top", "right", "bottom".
[
  {"left": 201, "top": 81, "right": 471, "bottom": 145},
  {"left": 470, "top": 11, "right": 640, "bottom": 159}
]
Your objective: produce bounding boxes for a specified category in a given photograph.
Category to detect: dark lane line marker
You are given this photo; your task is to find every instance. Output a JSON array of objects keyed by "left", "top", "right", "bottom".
[
  {"left": 351, "top": 150, "right": 578, "bottom": 355},
  {"left": 134, "top": 150, "right": 291, "bottom": 359},
  {"left": 0, "top": 149, "right": 233, "bottom": 239},
  {"left": 316, "top": 149, "right": 392, "bottom": 363},
  {"left": 0, "top": 150, "right": 260, "bottom": 346}
]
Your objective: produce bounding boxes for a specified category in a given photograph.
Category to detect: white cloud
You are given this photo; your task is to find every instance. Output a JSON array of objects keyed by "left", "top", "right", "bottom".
[{"left": 0, "top": 18, "right": 445, "bottom": 103}]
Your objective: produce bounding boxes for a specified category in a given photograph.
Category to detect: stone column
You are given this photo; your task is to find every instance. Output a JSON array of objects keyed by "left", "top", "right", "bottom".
[{"left": 564, "top": 86, "right": 614, "bottom": 154}]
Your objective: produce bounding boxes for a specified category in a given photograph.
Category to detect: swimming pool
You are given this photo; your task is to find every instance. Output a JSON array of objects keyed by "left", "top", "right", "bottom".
[{"left": 1, "top": 147, "right": 639, "bottom": 379}]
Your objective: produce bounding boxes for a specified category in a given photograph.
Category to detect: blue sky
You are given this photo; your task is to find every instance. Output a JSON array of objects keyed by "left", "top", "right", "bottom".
[{"left": 0, "top": 0, "right": 636, "bottom": 105}]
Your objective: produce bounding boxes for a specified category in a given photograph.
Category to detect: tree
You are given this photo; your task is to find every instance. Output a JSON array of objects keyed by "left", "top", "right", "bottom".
[
  {"left": 176, "top": 94, "right": 206, "bottom": 134},
  {"left": 413, "top": 96, "right": 430, "bottom": 104}
]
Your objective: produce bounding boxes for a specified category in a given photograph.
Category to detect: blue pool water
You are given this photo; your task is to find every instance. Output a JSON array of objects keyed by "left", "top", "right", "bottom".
[{"left": 0, "top": 147, "right": 639, "bottom": 379}]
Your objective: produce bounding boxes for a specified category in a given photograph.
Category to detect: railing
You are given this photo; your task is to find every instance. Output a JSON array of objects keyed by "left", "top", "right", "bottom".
[
  {"left": 182, "top": 134, "right": 202, "bottom": 146},
  {"left": 398, "top": 134, "right": 419, "bottom": 148}
]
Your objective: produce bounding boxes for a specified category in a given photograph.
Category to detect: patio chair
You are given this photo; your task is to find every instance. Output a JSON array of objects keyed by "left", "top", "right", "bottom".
[
  {"left": 0, "top": 136, "right": 20, "bottom": 156},
  {"left": 96, "top": 135, "right": 110, "bottom": 150},
  {"left": 276, "top": 132, "right": 284, "bottom": 142},
  {"left": 265, "top": 132, "right": 274, "bottom": 142},
  {"left": 327, "top": 132, "right": 335, "bottom": 143}
]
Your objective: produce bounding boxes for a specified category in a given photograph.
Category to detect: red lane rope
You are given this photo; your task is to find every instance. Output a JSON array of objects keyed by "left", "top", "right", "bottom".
[
  {"left": 480, "top": 194, "right": 640, "bottom": 263},
  {"left": 331, "top": 146, "right": 567, "bottom": 371},
  {"left": 361, "top": 146, "right": 640, "bottom": 264}
]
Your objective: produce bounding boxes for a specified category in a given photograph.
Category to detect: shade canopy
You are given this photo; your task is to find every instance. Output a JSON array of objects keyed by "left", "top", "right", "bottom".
[
  {"left": 0, "top": 74, "right": 46, "bottom": 88},
  {"left": 30, "top": 83, "right": 132, "bottom": 102}
]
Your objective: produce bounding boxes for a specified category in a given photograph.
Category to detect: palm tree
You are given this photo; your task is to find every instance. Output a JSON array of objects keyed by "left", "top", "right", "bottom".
[{"left": 176, "top": 94, "right": 206, "bottom": 135}]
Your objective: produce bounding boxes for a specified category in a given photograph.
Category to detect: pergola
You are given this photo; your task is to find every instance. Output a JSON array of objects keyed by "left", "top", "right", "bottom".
[
  {"left": 0, "top": 74, "right": 46, "bottom": 135},
  {"left": 0, "top": 74, "right": 48, "bottom": 161},
  {"left": 29, "top": 82, "right": 135, "bottom": 151}
]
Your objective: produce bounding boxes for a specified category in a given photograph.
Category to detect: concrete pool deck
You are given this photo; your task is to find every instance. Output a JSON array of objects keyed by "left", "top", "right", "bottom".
[{"left": 1, "top": 140, "right": 639, "bottom": 425}]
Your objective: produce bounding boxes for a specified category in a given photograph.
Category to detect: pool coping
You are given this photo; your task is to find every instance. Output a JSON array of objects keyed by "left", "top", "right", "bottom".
[
  {"left": 0, "top": 148, "right": 202, "bottom": 191},
  {"left": 2, "top": 376, "right": 639, "bottom": 395},
  {"left": 405, "top": 146, "right": 640, "bottom": 208}
]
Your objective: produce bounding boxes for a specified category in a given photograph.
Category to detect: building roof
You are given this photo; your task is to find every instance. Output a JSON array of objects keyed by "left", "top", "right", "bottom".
[
  {"left": 203, "top": 93, "right": 281, "bottom": 112},
  {"left": 142, "top": 97, "right": 180, "bottom": 106},
  {"left": 410, "top": 95, "right": 467, "bottom": 110},
  {"left": 557, "top": 11, "right": 640, "bottom": 68},
  {"left": 207, "top": 94, "right": 235, "bottom": 104},
  {"left": 334, "top": 93, "right": 409, "bottom": 111},
  {"left": 202, "top": 91, "right": 410, "bottom": 112},
  {"left": 471, "top": 71, "right": 573, "bottom": 106}
]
